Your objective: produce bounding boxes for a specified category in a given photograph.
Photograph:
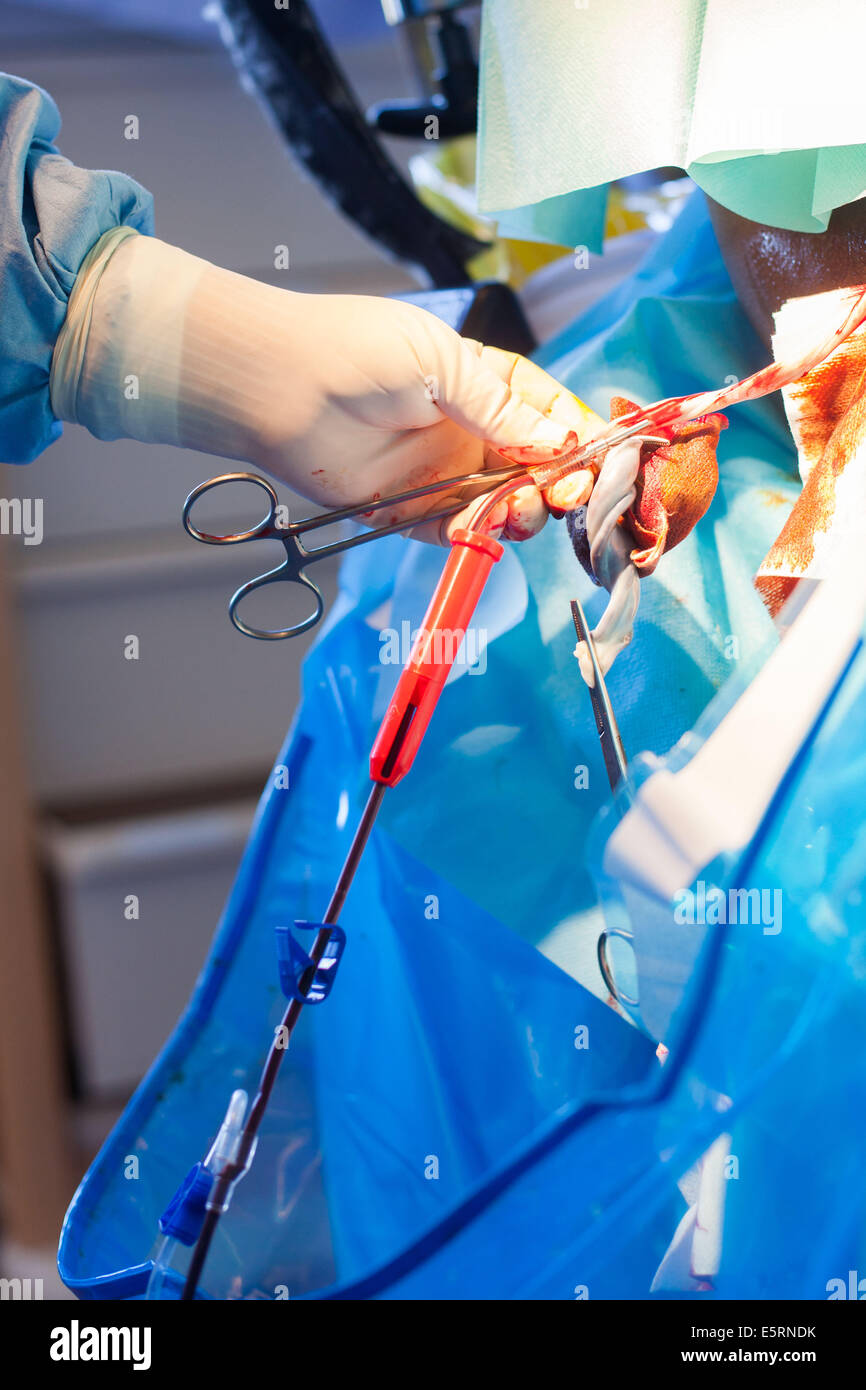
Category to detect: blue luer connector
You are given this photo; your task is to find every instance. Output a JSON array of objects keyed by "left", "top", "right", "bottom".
[
  {"left": 158, "top": 1162, "right": 214, "bottom": 1246},
  {"left": 275, "top": 921, "right": 346, "bottom": 1004}
]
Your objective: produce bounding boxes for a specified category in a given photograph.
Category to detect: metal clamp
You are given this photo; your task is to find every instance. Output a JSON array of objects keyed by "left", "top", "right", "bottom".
[{"left": 597, "top": 927, "right": 639, "bottom": 1009}]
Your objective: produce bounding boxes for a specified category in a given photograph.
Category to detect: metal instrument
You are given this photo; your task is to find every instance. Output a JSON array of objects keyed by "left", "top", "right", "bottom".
[
  {"left": 182, "top": 463, "right": 526, "bottom": 640},
  {"left": 570, "top": 597, "right": 637, "bottom": 1008}
]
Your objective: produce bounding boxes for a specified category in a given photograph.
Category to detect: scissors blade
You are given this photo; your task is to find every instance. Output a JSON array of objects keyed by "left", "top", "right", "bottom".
[{"left": 570, "top": 598, "right": 628, "bottom": 795}]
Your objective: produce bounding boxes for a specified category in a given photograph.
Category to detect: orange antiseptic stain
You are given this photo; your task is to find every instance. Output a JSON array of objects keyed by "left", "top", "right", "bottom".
[
  {"left": 609, "top": 396, "right": 727, "bottom": 574},
  {"left": 754, "top": 574, "right": 799, "bottom": 614},
  {"left": 757, "top": 488, "right": 792, "bottom": 508},
  {"left": 786, "top": 324, "right": 866, "bottom": 468},
  {"left": 756, "top": 327, "right": 866, "bottom": 614}
]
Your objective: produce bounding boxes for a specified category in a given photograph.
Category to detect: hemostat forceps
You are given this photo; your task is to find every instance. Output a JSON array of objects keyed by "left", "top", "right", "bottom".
[
  {"left": 182, "top": 464, "right": 527, "bottom": 639},
  {"left": 570, "top": 597, "right": 637, "bottom": 1009}
]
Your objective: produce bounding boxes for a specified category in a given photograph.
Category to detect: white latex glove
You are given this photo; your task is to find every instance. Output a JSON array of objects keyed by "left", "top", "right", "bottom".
[{"left": 50, "top": 228, "right": 598, "bottom": 543}]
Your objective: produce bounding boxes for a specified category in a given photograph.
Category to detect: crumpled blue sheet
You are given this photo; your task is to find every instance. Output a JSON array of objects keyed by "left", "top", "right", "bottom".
[{"left": 61, "top": 191, "right": 862, "bottom": 1301}]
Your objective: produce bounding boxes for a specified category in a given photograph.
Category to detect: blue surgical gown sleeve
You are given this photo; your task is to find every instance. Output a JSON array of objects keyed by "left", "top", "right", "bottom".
[{"left": 0, "top": 72, "right": 154, "bottom": 464}]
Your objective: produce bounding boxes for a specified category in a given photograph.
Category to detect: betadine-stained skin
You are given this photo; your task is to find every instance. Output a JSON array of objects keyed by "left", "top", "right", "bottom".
[
  {"left": 566, "top": 398, "right": 728, "bottom": 680},
  {"left": 567, "top": 397, "right": 728, "bottom": 580},
  {"left": 610, "top": 395, "right": 728, "bottom": 573}
]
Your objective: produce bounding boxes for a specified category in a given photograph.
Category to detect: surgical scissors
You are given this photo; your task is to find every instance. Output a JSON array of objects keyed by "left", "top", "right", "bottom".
[
  {"left": 570, "top": 597, "right": 637, "bottom": 1009},
  {"left": 182, "top": 464, "right": 527, "bottom": 639},
  {"left": 570, "top": 598, "right": 628, "bottom": 794}
]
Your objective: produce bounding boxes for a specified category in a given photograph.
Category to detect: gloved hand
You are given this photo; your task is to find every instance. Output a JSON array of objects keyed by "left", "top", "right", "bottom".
[{"left": 50, "top": 228, "right": 597, "bottom": 543}]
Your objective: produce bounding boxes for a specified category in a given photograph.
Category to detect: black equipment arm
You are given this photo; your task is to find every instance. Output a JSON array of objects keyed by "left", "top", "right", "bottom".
[{"left": 213, "top": 0, "right": 486, "bottom": 287}]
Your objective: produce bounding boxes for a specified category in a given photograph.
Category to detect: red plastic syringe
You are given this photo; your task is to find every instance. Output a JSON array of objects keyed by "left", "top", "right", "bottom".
[
  {"left": 368, "top": 469, "right": 532, "bottom": 784},
  {"left": 369, "top": 525, "right": 505, "bottom": 785}
]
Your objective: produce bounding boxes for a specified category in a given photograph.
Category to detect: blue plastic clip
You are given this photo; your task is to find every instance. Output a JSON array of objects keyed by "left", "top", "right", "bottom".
[
  {"left": 275, "top": 921, "right": 346, "bottom": 1004},
  {"left": 158, "top": 1162, "right": 214, "bottom": 1246}
]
